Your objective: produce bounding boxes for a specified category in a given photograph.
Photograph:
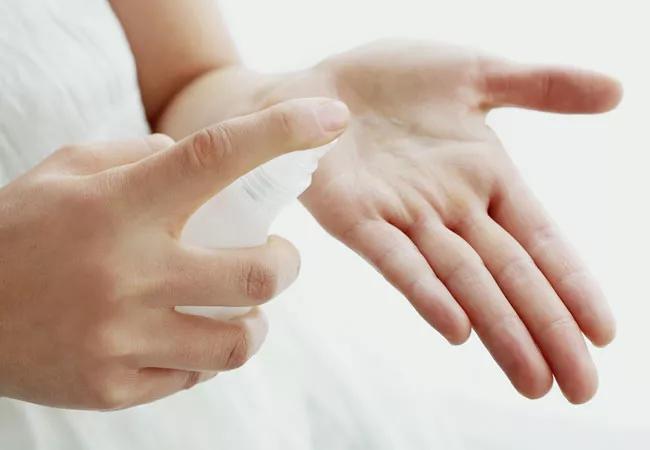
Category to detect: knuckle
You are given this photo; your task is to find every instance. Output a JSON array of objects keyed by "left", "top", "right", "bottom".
[
  {"left": 53, "top": 144, "right": 85, "bottom": 162},
  {"left": 224, "top": 325, "right": 249, "bottom": 370},
  {"left": 270, "top": 106, "right": 297, "bottom": 137},
  {"left": 50, "top": 145, "right": 99, "bottom": 174},
  {"left": 495, "top": 255, "right": 536, "bottom": 287},
  {"left": 148, "top": 133, "right": 175, "bottom": 149},
  {"left": 481, "top": 313, "right": 522, "bottom": 344},
  {"left": 186, "top": 125, "right": 234, "bottom": 172},
  {"left": 374, "top": 242, "right": 405, "bottom": 273},
  {"left": 555, "top": 267, "right": 589, "bottom": 297},
  {"left": 403, "top": 274, "right": 430, "bottom": 302},
  {"left": 241, "top": 260, "right": 278, "bottom": 303},
  {"left": 58, "top": 181, "right": 114, "bottom": 227},
  {"left": 95, "top": 388, "right": 128, "bottom": 411},
  {"left": 445, "top": 208, "right": 483, "bottom": 235},
  {"left": 536, "top": 315, "right": 577, "bottom": 340},
  {"left": 440, "top": 255, "right": 484, "bottom": 288},
  {"left": 85, "top": 322, "right": 133, "bottom": 360},
  {"left": 525, "top": 223, "right": 559, "bottom": 257},
  {"left": 182, "top": 371, "right": 202, "bottom": 390},
  {"left": 80, "top": 368, "right": 131, "bottom": 411},
  {"left": 93, "top": 380, "right": 130, "bottom": 411}
]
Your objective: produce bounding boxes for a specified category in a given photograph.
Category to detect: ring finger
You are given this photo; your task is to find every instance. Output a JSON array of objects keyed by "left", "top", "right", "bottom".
[
  {"left": 457, "top": 215, "right": 598, "bottom": 403},
  {"left": 410, "top": 217, "right": 553, "bottom": 398}
]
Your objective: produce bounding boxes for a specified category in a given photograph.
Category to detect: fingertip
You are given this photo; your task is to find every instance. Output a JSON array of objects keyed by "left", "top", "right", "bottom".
[
  {"left": 444, "top": 318, "right": 472, "bottom": 345},
  {"left": 566, "top": 392, "right": 595, "bottom": 405},
  {"left": 146, "top": 133, "right": 176, "bottom": 151},
  {"left": 266, "top": 234, "right": 299, "bottom": 253},
  {"left": 412, "top": 280, "right": 472, "bottom": 345},
  {"left": 589, "top": 318, "right": 617, "bottom": 348},
  {"left": 197, "top": 371, "right": 219, "bottom": 384},
  {"left": 555, "top": 347, "right": 599, "bottom": 404},
  {"left": 578, "top": 295, "right": 617, "bottom": 347},
  {"left": 609, "top": 77, "right": 624, "bottom": 108},
  {"left": 496, "top": 331, "right": 554, "bottom": 400},
  {"left": 584, "top": 296, "right": 617, "bottom": 347},
  {"left": 270, "top": 97, "right": 349, "bottom": 148},
  {"left": 515, "top": 367, "right": 554, "bottom": 400},
  {"left": 563, "top": 370, "right": 599, "bottom": 405},
  {"left": 590, "top": 75, "right": 624, "bottom": 113},
  {"left": 314, "top": 99, "right": 350, "bottom": 133},
  {"left": 236, "top": 307, "right": 269, "bottom": 359},
  {"left": 519, "top": 383, "right": 552, "bottom": 401},
  {"left": 266, "top": 234, "right": 302, "bottom": 282},
  {"left": 481, "top": 63, "right": 625, "bottom": 114}
]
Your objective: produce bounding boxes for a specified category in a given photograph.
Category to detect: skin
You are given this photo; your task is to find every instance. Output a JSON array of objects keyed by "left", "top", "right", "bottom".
[
  {"left": 288, "top": 42, "right": 622, "bottom": 403},
  {"left": 0, "top": 0, "right": 618, "bottom": 409},
  {"left": 113, "top": 0, "right": 621, "bottom": 404},
  {"left": 0, "top": 98, "right": 349, "bottom": 409}
]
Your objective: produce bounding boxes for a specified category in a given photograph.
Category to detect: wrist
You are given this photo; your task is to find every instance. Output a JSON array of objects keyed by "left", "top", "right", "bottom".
[
  {"left": 256, "top": 64, "right": 339, "bottom": 111},
  {"left": 155, "top": 61, "right": 342, "bottom": 142}
]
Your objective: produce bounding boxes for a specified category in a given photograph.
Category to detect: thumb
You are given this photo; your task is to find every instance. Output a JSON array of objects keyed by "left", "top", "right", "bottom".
[
  {"left": 481, "top": 61, "right": 623, "bottom": 113},
  {"left": 122, "top": 97, "right": 349, "bottom": 219}
]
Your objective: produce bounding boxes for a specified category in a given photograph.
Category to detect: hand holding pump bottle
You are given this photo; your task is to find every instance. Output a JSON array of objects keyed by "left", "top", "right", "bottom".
[{"left": 178, "top": 142, "right": 335, "bottom": 319}]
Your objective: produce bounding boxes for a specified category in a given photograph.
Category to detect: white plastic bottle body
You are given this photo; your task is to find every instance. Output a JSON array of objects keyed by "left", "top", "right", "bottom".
[{"left": 176, "top": 144, "right": 332, "bottom": 319}]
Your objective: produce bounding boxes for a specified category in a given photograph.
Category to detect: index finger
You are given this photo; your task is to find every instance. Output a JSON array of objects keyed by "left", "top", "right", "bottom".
[{"left": 120, "top": 98, "right": 349, "bottom": 218}]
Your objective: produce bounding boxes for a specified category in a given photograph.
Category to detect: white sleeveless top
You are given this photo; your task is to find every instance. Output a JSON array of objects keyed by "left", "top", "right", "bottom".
[
  {"left": 0, "top": 1, "right": 457, "bottom": 449},
  {"left": 0, "top": 0, "right": 149, "bottom": 186},
  {"left": 1, "top": 2, "right": 638, "bottom": 449}
]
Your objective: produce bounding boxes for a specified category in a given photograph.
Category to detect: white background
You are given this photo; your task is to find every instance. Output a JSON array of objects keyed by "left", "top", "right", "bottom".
[{"left": 221, "top": 0, "right": 648, "bottom": 437}]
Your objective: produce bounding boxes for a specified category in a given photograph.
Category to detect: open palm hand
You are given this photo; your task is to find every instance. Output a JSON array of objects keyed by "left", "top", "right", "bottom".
[{"left": 265, "top": 40, "right": 621, "bottom": 403}]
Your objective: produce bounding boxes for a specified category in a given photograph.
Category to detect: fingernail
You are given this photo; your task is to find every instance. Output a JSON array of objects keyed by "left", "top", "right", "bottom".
[
  {"left": 315, "top": 100, "right": 350, "bottom": 132},
  {"left": 146, "top": 133, "right": 175, "bottom": 151},
  {"left": 241, "top": 310, "right": 269, "bottom": 358},
  {"left": 198, "top": 371, "right": 219, "bottom": 383}
]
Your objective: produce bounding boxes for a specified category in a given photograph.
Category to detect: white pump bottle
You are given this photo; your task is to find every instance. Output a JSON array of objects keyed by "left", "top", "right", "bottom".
[{"left": 176, "top": 142, "right": 334, "bottom": 319}]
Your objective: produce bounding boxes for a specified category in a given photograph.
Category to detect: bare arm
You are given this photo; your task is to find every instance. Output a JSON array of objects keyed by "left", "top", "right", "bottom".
[
  {"left": 109, "top": 0, "right": 243, "bottom": 128},
  {"left": 109, "top": 0, "right": 621, "bottom": 404}
]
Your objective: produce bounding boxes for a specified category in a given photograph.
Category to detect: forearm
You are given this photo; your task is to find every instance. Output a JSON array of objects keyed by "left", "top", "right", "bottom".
[
  {"left": 156, "top": 66, "right": 283, "bottom": 140},
  {"left": 110, "top": 0, "right": 243, "bottom": 127},
  {"left": 111, "top": 0, "right": 339, "bottom": 139},
  {"left": 155, "top": 62, "right": 340, "bottom": 141}
]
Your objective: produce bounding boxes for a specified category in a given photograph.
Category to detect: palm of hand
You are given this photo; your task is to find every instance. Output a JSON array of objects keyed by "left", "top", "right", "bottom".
[{"left": 274, "top": 41, "right": 622, "bottom": 403}]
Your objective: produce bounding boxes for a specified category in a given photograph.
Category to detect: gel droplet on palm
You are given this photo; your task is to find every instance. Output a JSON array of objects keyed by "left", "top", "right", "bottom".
[{"left": 175, "top": 142, "right": 334, "bottom": 319}]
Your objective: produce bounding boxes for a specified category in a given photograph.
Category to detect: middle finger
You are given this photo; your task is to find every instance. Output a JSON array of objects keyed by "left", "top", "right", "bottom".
[
  {"left": 411, "top": 218, "right": 553, "bottom": 398},
  {"left": 457, "top": 215, "right": 598, "bottom": 403}
]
